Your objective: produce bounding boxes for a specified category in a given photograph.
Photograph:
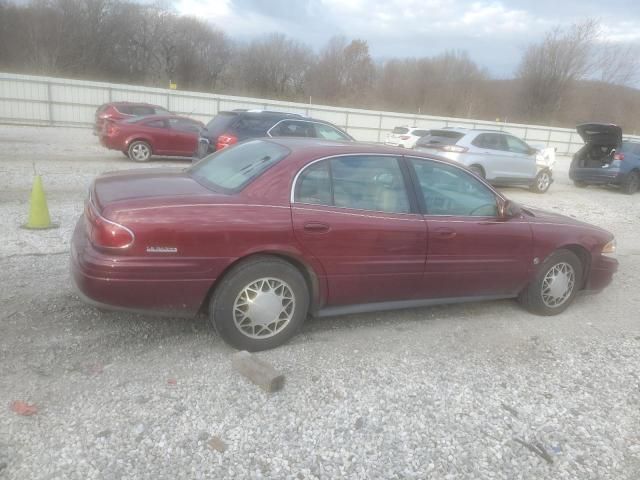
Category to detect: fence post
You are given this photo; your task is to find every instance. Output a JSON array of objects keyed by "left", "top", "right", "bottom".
[
  {"left": 47, "top": 81, "right": 54, "bottom": 126},
  {"left": 215, "top": 97, "right": 220, "bottom": 115},
  {"left": 345, "top": 111, "right": 350, "bottom": 133},
  {"left": 377, "top": 113, "right": 383, "bottom": 143}
]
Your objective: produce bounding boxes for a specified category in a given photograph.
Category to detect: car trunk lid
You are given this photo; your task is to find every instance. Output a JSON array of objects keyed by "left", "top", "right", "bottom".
[
  {"left": 576, "top": 123, "right": 622, "bottom": 146},
  {"left": 91, "top": 168, "right": 217, "bottom": 211}
]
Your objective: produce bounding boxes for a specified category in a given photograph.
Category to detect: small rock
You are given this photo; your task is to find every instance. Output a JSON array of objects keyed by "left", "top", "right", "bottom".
[
  {"left": 208, "top": 436, "right": 227, "bottom": 452},
  {"left": 198, "top": 431, "right": 209, "bottom": 441},
  {"left": 354, "top": 417, "right": 365, "bottom": 430},
  {"left": 132, "top": 423, "right": 145, "bottom": 436},
  {"left": 0, "top": 462, "right": 7, "bottom": 472},
  {"left": 96, "top": 429, "right": 112, "bottom": 438},
  {"left": 167, "top": 378, "right": 177, "bottom": 385}
]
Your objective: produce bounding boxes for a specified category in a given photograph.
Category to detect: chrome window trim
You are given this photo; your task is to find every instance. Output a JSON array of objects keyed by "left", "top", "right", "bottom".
[
  {"left": 290, "top": 152, "right": 506, "bottom": 212},
  {"left": 290, "top": 153, "right": 417, "bottom": 216},
  {"left": 268, "top": 119, "right": 349, "bottom": 140}
]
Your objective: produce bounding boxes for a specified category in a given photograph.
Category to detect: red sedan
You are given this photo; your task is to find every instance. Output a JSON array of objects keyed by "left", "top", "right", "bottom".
[
  {"left": 71, "top": 139, "right": 618, "bottom": 350},
  {"left": 99, "top": 114, "right": 204, "bottom": 162}
]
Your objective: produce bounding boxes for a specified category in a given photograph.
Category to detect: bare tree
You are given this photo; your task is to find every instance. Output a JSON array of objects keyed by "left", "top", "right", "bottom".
[
  {"left": 517, "top": 19, "right": 599, "bottom": 122},
  {"left": 595, "top": 42, "right": 640, "bottom": 86}
]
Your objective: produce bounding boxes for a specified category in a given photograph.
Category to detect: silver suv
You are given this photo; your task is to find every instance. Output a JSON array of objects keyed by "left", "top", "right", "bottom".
[{"left": 414, "top": 128, "right": 554, "bottom": 193}]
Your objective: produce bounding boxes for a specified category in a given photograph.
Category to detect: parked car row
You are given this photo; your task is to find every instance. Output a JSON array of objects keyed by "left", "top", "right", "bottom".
[
  {"left": 94, "top": 102, "right": 353, "bottom": 163},
  {"left": 385, "top": 122, "right": 640, "bottom": 195}
]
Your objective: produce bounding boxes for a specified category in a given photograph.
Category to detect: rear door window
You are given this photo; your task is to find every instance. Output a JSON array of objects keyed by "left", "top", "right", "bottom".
[
  {"left": 270, "top": 120, "right": 315, "bottom": 137},
  {"left": 331, "top": 156, "right": 410, "bottom": 213},
  {"left": 392, "top": 127, "right": 409, "bottom": 134},
  {"left": 412, "top": 130, "right": 429, "bottom": 137},
  {"left": 314, "top": 123, "right": 351, "bottom": 141},
  {"left": 472, "top": 133, "right": 508, "bottom": 151}
]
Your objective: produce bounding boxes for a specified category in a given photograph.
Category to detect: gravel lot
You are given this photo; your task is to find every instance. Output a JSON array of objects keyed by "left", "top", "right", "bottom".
[{"left": 1, "top": 125, "right": 639, "bottom": 479}]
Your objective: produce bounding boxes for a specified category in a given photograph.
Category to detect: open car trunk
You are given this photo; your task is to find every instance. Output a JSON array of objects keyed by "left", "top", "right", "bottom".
[{"left": 574, "top": 124, "right": 622, "bottom": 168}]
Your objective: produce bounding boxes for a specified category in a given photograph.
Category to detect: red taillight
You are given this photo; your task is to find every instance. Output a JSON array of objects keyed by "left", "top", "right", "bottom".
[
  {"left": 106, "top": 121, "right": 118, "bottom": 136},
  {"left": 85, "top": 203, "right": 134, "bottom": 250},
  {"left": 400, "top": 135, "right": 411, "bottom": 140},
  {"left": 216, "top": 133, "right": 238, "bottom": 150},
  {"left": 614, "top": 152, "right": 624, "bottom": 161}
]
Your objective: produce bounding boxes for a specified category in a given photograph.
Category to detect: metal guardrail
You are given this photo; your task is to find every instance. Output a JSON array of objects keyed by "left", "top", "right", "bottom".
[{"left": 2, "top": 72, "right": 637, "bottom": 153}]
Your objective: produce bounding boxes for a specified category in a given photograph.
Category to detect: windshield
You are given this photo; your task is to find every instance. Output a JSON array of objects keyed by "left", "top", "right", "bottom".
[{"left": 189, "top": 140, "right": 289, "bottom": 191}]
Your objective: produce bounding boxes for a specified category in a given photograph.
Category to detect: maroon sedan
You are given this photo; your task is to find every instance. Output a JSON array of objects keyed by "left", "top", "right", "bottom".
[
  {"left": 99, "top": 115, "right": 204, "bottom": 162},
  {"left": 71, "top": 139, "right": 618, "bottom": 351}
]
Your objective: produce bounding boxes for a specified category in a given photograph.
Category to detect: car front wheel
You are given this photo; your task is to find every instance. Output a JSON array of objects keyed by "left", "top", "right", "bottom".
[
  {"left": 128, "top": 141, "right": 152, "bottom": 162},
  {"left": 209, "top": 256, "right": 310, "bottom": 351},
  {"left": 531, "top": 170, "right": 552, "bottom": 193},
  {"left": 518, "top": 249, "right": 583, "bottom": 316}
]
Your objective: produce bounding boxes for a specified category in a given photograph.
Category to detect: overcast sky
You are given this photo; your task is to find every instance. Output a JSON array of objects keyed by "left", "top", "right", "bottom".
[{"left": 173, "top": 0, "right": 640, "bottom": 78}]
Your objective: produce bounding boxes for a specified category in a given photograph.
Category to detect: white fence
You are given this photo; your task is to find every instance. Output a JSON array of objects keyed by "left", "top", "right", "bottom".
[{"left": 0, "top": 72, "right": 632, "bottom": 154}]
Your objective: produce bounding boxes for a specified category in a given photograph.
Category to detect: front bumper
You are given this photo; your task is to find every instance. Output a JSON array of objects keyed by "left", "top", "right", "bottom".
[{"left": 584, "top": 255, "right": 618, "bottom": 293}]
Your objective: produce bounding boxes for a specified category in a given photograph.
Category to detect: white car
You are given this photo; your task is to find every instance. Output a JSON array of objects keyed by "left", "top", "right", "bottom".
[
  {"left": 414, "top": 128, "right": 554, "bottom": 193},
  {"left": 384, "top": 126, "right": 430, "bottom": 148}
]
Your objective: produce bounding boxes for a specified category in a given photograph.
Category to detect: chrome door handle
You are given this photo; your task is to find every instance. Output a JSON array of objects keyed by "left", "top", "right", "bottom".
[{"left": 303, "top": 222, "right": 330, "bottom": 233}]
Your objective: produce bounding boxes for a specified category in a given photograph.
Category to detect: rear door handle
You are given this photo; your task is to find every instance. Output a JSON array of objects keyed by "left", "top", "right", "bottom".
[
  {"left": 303, "top": 222, "right": 330, "bottom": 234},
  {"left": 434, "top": 227, "right": 456, "bottom": 240}
]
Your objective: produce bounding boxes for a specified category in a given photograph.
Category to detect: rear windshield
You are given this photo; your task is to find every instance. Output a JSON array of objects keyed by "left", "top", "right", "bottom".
[
  {"left": 205, "top": 112, "right": 238, "bottom": 136},
  {"left": 189, "top": 140, "right": 289, "bottom": 192},
  {"left": 416, "top": 130, "right": 464, "bottom": 147},
  {"left": 412, "top": 129, "right": 430, "bottom": 137},
  {"left": 392, "top": 127, "right": 409, "bottom": 134}
]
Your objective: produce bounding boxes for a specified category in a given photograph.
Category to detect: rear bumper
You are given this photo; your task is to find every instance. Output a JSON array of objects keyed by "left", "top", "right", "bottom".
[
  {"left": 584, "top": 255, "right": 618, "bottom": 293},
  {"left": 569, "top": 167, "right": 624, "bottom": 185},
  {"left": 70, "top": 217, "right": 213, "bottom": 315}
]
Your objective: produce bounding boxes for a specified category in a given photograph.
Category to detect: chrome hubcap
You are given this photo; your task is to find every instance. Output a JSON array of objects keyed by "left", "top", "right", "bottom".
[
  {"left": 538, "top": 172, "right": 550, "bottom": 190},
  {"left": 131, "top": 143, "right": 149, "bottom": 160},
  {"left": 233, "top": 278, "right": 295, "bottom": 339},
  {"left": 541, "top": 262, "right": 575, "bottom": 308}
]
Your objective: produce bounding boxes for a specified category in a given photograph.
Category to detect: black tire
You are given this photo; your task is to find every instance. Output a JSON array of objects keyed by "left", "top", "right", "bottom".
[
  {"left": 469, "top": 164, "right": 485, "bottom": 178},
  {"left": 573, "top": 180, "right": 587, "bottom": 188},
  {"left": 530, "top": 169, "right": 551, "bottom": 194},
  {"left": 128, "top": 140, "right": 152, "bottom": 162},
  {"left": 122, "top": 151, "right": 129, "bottom": 157},
  {"left": 209, "top": 256, "right": 310, "bottom": 351},
  {"left": 518, "top": 249, "right": 583, "bottom": 316},
  {"left": 622, "top": 171, "right": 640, "bottom": 195}
]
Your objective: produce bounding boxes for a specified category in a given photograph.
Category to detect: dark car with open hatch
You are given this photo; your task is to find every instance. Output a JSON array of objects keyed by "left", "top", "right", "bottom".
[{"left": 71, "top": 138, "right": 618, "bottom": 351}]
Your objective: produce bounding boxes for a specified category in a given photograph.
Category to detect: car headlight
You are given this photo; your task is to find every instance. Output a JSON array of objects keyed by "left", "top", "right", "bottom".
[{"left": 602, "top": 239, "right": 616, "bottom": 256}]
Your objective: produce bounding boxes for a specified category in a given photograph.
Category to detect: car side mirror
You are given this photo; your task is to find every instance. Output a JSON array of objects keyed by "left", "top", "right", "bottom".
[{"left": 498, "top": 199, "right": 521, "bottom": 219}]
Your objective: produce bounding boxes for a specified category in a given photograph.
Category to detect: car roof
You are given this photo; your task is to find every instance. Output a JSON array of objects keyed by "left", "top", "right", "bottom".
[
  {"left": 263, "top": 137, "right": 457, "bottom": 162},
  {"left": 124, "top": 114, "right": 199, "bottom": 122},
  {"left": 220, "top": 110, "right": 340, "bottom": 125}
]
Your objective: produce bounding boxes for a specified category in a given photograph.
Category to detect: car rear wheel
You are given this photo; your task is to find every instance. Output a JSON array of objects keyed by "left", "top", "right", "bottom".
[
  {"left": 531, "top": 170, "right": 551, "bottom": 193},
  {"left": 209, "top": 256, "right": 310, "bottom": 351},
  {"left": 469, "top": 165, "right": 485, "bottom": 178},
  {"left": 128, "top": 141, "right": 152, "bottom": 162},
  {"left": 518, "top": 249, "right": 583, "bottom": 316},
  {"left": 622, "top": 171, "right": 640, "bottom": 195}
]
